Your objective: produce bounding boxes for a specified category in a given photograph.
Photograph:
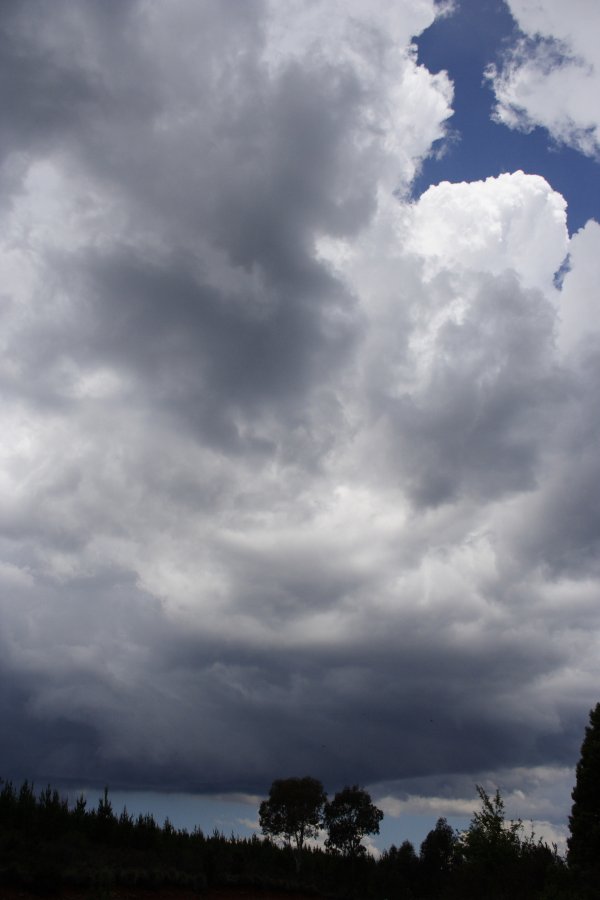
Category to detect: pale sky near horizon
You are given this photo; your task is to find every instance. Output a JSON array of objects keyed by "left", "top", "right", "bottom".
[{"left": 1, "top": 0, "right": 599, "bottom": 854}]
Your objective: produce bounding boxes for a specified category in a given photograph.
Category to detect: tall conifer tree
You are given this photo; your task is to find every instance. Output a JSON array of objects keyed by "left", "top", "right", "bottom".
[{"left": 568, "top": 702, "right": 600, "bottom": 876}]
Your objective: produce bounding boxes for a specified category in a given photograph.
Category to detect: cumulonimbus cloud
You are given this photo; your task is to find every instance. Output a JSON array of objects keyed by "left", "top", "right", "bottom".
[{"left": 0, "top": 0, "right": 598, "bottom": 838}]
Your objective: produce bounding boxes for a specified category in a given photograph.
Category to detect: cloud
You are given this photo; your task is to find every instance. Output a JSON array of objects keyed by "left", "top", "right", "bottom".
[
  {"left": 0, "top": 0, "right": 598, "bottom": 840},
  {"left": 375, "top": 763, "right": 573, "bottom": 852},
  {"left": 488, "top": 0, "right": 600, "bottom": 158},
  {"left": 405, "top": 171, "right": 568, "bottom": 292},
  {"left": 378, "top": 794, "right": 477, "bottom": 818},
  {"left": 329, "top": 173, "right": 569, "bottom": 509}
]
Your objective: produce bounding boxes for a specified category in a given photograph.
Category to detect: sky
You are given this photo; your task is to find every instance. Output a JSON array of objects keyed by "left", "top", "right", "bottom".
[{"left": 1, "top": 0, "right": 600, "bottom": 854}]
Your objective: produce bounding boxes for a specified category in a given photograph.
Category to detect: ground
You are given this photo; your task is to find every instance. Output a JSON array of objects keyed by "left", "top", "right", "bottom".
[{"left": 0, "top": 887, "right": 319, "bottom": 900}]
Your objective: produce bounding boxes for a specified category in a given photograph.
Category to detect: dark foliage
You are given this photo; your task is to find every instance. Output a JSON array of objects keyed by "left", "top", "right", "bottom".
[
  {"left": 568, "top": 702, "right": 600, "bottom": 893},
  {"left": 323, "top": 785, "right": 383, "bottom": 858},
  {"left": 259, "top": 775, "right": 326, "bottom": 873},
  {"left": 0, "top": 769, "right": 577, "bottom": 899},
  {"left": 420, "top": 816, "right": 459, "bottom": 895},
  {"left": 457, "top": 786, "right": 562, "bottom": 900},
  {"left": 379, "top": 839, "right": 420, "bottom": 897}
]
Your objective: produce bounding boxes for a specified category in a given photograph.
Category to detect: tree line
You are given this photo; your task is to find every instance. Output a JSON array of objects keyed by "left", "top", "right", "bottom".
[
  {"left": 0, "top": 701, "right": 598, "bottom": 898},
  {"left": 254, "top": 702, "right": 600, "bottom": 897},
  {"left": 260, "top": 778, "right": 565, "bottom": 898}
]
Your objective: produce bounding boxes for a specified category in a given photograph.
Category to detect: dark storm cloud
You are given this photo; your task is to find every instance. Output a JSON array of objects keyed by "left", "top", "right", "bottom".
[
  {"left": 501, "top": 346, "right": 600, "bottom": 580},
  {"left": 0, "top": 564, "right": 163, "bottom": 784},
  {"left": 2, "top": 601, "right": 576, "bottom": 792},
  {"left": 80, "top": 248, "right": 358, "bottom": 428},
  {"left": 0, "top": 667, "right": 101, "bottom": 785},
  {"left": 0, "top": 0, "right": 374, "bottom": 444},
  {"left": 0, "top": 0, "right": 599, "bottom": 837},
  {"left": 0, "top": 0, "right": 140, "bottom": 209},
  {"left": 0, "top": 1, "right": 99, "bottom": 148}
]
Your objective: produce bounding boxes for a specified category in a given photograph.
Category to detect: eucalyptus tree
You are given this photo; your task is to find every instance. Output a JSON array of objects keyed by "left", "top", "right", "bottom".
[
  {"left": 259, "top": 776, "right": 326, "bottom": 872},
  {"left": 323, "top": 785, "right": 383, "bottom": 857}
]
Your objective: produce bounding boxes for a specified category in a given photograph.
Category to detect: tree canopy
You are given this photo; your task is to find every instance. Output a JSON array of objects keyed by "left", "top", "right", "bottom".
[
  {"left": 258, "top": 776, "right": 326, "bottom": 862},
  {"left": 323, "top": 785, "right": 383, "bottom": 857},
  {"left": 420, "top": 816, "right": 458, "bottom": 887}
]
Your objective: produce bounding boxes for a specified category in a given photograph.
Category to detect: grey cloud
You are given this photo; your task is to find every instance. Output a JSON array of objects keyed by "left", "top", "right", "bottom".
[
  {"left": 2, "top": 559, "right": 574, "bottom": 792},
  {"left": 0, "top": 520, "right": 588, "bottom": 803},
  {"left": 502, "top": 347, "right": 600, "bottom": 580},
  {"left": 0, "top": 0, "right": 373, "bottom": 449},
  {"left": 83, "top": 249, "right": 357, "bottom": 417},
  {"left": 2, "top": 242, "right": 359, "bottom": 463},
  {"left": 372, "top": 272, "right": 568, "bottom": 507},
  {"left": 0, "top": 0, "right": 135, "bottom": 203},
  {"left": 0, "top": 667, "right": 102, "bottom": 786},
  {"left": 211, "top": 62, "right": 377, "bottom": 268}
]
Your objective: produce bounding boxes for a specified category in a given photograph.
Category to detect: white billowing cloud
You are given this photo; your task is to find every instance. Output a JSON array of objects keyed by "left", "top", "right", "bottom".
[
  {"left": 504, "top": 0, "right": 600, "bottom": 69},
  {"left": 489, "top": 0, "right": 600, "bottom": 158},
  {"left": 265, "top": 0, "right": 437, "bottom": 66},
  {"left": 405, "top": 171, "right": 568, "bottom": 291}
]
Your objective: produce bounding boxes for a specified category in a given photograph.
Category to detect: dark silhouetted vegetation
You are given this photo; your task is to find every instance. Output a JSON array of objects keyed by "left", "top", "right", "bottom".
[
  {"left": 323, "top": 785, "right": 383, "bottom": 858},
  {"left": 259, "top": 775, "right": 326, "bottom": 873},
  {"left": 568, "top": 701, "right": 600, "bottom": 897},
  {"left": 0, "top": 776, "right": 570, "bottom": 899},
  {"left": 2, "top": 702, "right": 600, "bottom": 898}
]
